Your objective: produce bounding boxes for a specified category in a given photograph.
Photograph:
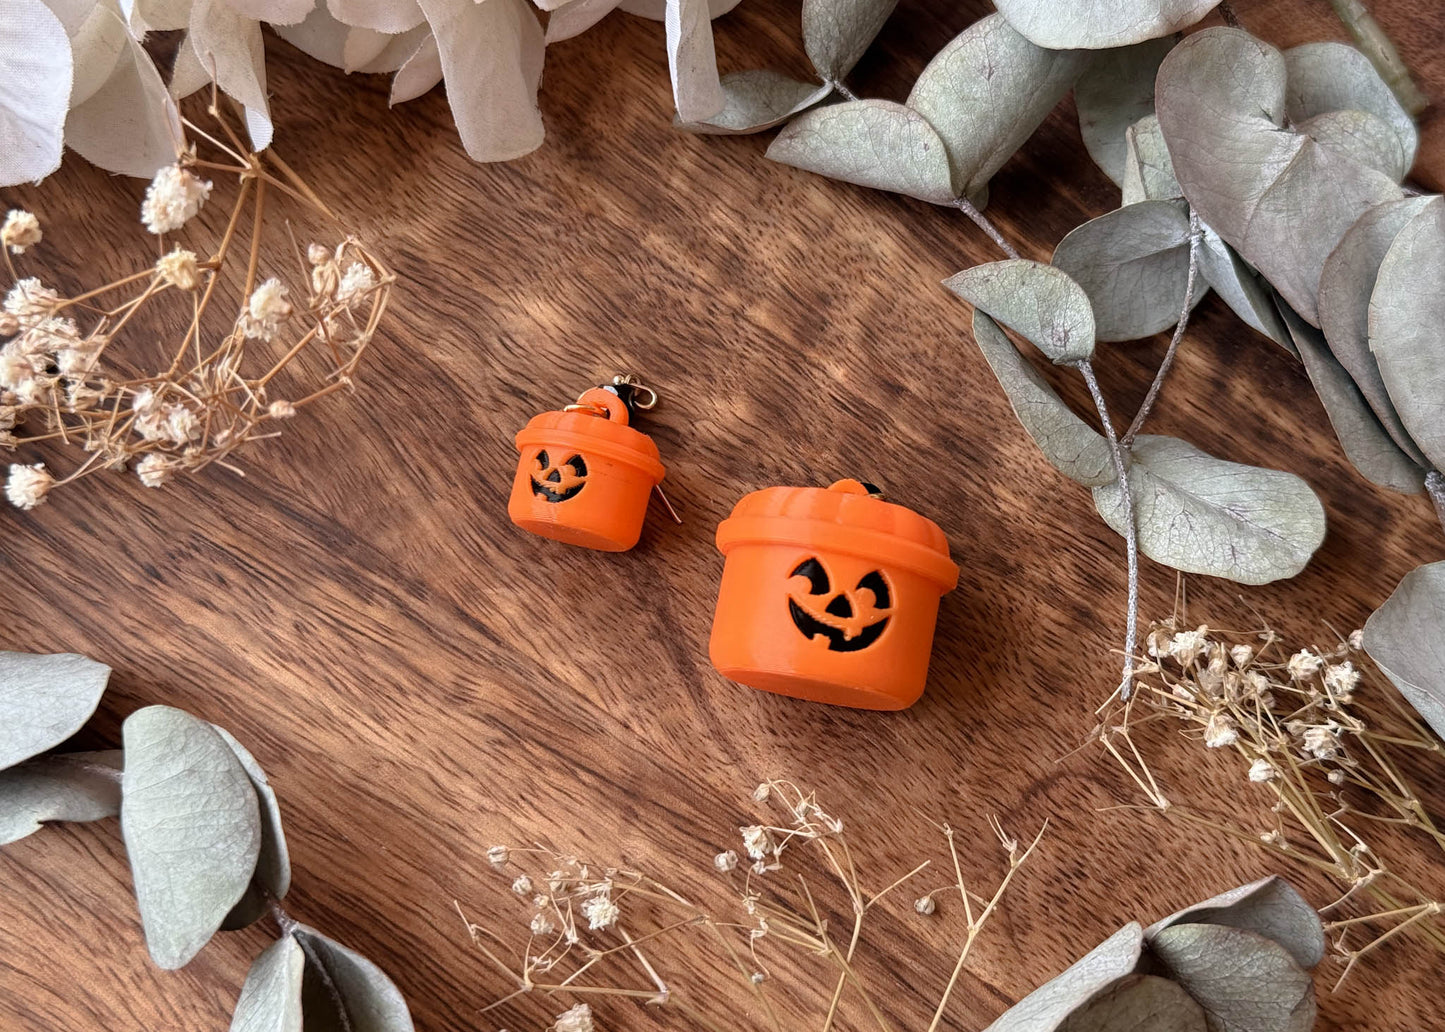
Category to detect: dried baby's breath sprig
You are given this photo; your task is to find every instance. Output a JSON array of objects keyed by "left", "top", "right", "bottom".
[
  {"left": 1096, "top": 608, "right": 1445, "bottom": 990},
  {"left": 462, "top": 780, "right": 1046, "bottom": 1032},
  {"left": 0, "top": 92, "right": 393, "bottom": 510}
]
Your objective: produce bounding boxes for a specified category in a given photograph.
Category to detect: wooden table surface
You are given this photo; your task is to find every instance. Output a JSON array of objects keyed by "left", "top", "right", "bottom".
[{"left": 3, "top": 2, "right": 1444, "bottom": 1030}]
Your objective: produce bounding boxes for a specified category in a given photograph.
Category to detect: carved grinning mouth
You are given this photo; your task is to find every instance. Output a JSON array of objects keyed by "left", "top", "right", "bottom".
[{"left": 788, "top": 599, "right": 890, "bottom": 652}]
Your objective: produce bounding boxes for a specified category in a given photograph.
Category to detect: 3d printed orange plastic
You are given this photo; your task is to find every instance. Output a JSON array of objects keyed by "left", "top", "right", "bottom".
[
  {"left": 509, "top": 386, "right": 666, "bottom": 552},
  {"left": 709, "top": 479, "right": 959, "bottom": 709}
]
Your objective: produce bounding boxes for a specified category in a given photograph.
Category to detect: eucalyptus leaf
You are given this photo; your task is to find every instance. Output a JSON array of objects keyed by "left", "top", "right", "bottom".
[
  {"left": 1121, "top": 114, "right": 1183, "bottom": 205},
  {"left": 1317, "top": 195, "right": 1437, "bottom": 467},
  {"left": 1155, "top": 27, "right": 1402, "bottom": 325},
  {"left": 1146, "top": 876, "right": 1325, "bottom": 971},
  {"left": 982, "top": 923, "right": 1144, "bottom": 1032},
  {"left": 765, "top": 99, "right": 955, "bottom": 204},
  {"left": 231, "top": 935, "right": 305, "bottom": 1032},
  {"left": 966, "top": 311, "right": 1114, "bottom": 487},
  {"left": 992, "top": 0, "right": 1217, "bottom": 50},
  {"left": 121, "top": 705, "right": 262, "bottom": 969},
  {"left": 1296, "top": 109, "right": 1409, "bottom": 183},
  {"left": 1075, "top": 38, "right": 1176, "bottom": 186},
  {"left": 0, "top": 651, "right": 111, "bottom": 771},
  {"left": 214, "top": 725, "right": 292, "bottom": 931},
  {"left": 1364, "top": 561, "right": 1445, "bottom": 742},
  {"left": 0, "top": 750, "right": 122, "bottom": 845},
  {"left": 945, "top": 259, "right": 1095, "bottom": 364},
  {"left": 801, "top": 0, "right": 897, "bottom": 84},
  {"left": 1148, "top": 924, "right": 1316, "bottom": 1032},
  {"left": 664, "top": 0, "right": 725, "bottom": 123},
  {"left": 1368, "top": 198, "right": 1445, "bottom": 471},
  {"left": 906, "top": 14, "right": 1087, "bottom": 203},
  {"left": 1283, "top": 42, "right": 1417, "bottom": 177},
  {"left": 1057, "top": 974, "right": 1208, "bottom": 1032},
  {"left": 1051, "top": 200, "right": 1205, "bottom": 342},
  {"left": 294, "top": 926, "right": 415, "bottom": 1032},
  {"left": 1279, "top": 302, "right": 1425, "bottom": 493},
  {"left": 1092, "top": 435, "right": 1326, "bottom": 585},
  {"left": 676, "top": 70, "right": 831, "bottom": 135},
  {"left": 1195, "top": 224, "right": 1294, "bottom": 353}
]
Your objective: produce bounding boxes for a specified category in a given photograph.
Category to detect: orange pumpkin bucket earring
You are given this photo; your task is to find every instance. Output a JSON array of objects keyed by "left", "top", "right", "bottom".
[
  {"left": 508, "top": 374, "right": 674, "bottom": 552},
  {"left": 709, "top": 479, "right": 958, "bottom": 710}
]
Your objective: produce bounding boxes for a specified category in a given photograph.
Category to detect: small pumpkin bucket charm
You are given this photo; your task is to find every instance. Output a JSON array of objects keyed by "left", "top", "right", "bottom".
[
  {"left": 508, "top": 375, "right": 668, "bottom": 552},
  {"left": 709, "top": 479, "right": 958, "bottom": 710}
]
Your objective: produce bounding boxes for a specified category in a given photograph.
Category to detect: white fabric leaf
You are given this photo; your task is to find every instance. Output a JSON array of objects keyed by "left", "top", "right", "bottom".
[
  {"left": 66, "top": 30, "right": 183, "bottom": 178},
  {"left": 221, "top": 0, "right": 314, "bottom": 25},
  {"left": 134, "top": 0, "right": 191, "bottom": 29},
  {"left": 545, "top": 0, "right": 621, "bottom": 43},
  {"left": 417, "top": 0, "right": 544, "bottom": 161},
  {"left": 665, "top": 0, "right": 724, "bottom": 122},
  {"left": 272, "top": 3, "right": 383, "bottom": 70},
  {"left": 189, "top": 0, "right": 273, "bottom": 148},
  {"left": 328, "top": 0, "right": 423, "bottom": 32},
  {"left": 353, "top": 23, "right": 428, "bottom": 73},
  {"left": 67, "top": 0, "right": 129, "bottom": 107},
  {"left": 0, "top": 0, "right": 73, "bottom": 186},
  {"left": 389, "top": 32, "right": 441, "bottom": 105},
  {"left": 617, "top": 0, "right": 738, "bottom": 18}
]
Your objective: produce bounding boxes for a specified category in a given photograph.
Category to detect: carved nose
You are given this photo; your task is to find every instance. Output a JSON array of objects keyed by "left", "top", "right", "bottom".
[
  {"left": 545, "top": 469, "right": 562, "bottom": 483},
  {"left": 825, "top": 594, "right": 853, "bottom": 619}
]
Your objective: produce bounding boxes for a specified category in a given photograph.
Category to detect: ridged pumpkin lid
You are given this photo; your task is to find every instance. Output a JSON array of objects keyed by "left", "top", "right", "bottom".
[
  {"left": 515, "top": 409, "right": 665, "bottom": 483},
  {"left": 716, "top": 479, "right": 958, "bottom": 591}
]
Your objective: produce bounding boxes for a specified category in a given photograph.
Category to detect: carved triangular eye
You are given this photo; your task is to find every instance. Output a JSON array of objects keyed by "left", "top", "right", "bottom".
[
  {"left": 565, "top": 454, "right": 588, "bottom": 478},
  {"left": 789, "top": 557, "right": 830, "bottom": 595},
  {"left": 856, "top": 571, "right": 891, "bottom": 609},
  {"left": 535, "top": 449, "right": 550, "bottom": 469}
]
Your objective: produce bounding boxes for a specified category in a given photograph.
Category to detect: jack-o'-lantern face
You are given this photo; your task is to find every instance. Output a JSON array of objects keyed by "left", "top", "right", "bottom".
[
  {"left": 530, "top": 449, "right": 588, "bottom": 503},
  {"left": 787, "top": 557, "right": 891, "bottom": 652}
]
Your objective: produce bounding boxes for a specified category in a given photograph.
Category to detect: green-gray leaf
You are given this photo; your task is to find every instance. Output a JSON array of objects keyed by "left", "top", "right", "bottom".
[
  {"left": 1051, "top": 200, "right": 1205, "bottom": 342},
  {"left": 231, "top": 936, "right": 305, "bottom": 1032},
  {"left": 983, "top": 923, "right": 1145, "bottom": 1032},
  {"left": 121, "top": 705, "right": 262, "bottom": 969},
  {"left": 676, "top": 70, "right": 832, "bottom": 135},
  {"left": 944, "top": 259, "right": 1095, "bottom": 364},
  {"left": 0, "top": 750, "right": 122, "bottom": 845},
  {"left": 1155, "top": 27, "right": 1401, "bottom": 325},
  {"left": 1368, "top": 197, "right": 1445, "bottom": 471},
  {"left": 765, "top": 99, "right": 956, "bottom": 204},
  {"left": 1196, "top": 224, "right": 1294, "bottom": 353},
  {"left": 1092, "top": 435, "right": 1326, "bottom": 585},
  {"left": 1283, "top": 42, "right": 1417, "bottom": 178},
  {"left": 1364, "top": 561, "right": 1445, "bottom": 742},
  {"left": 294, "top": 926, "right": 415, "bottom": 1032},
  {"left": 1057, "top": 974, "right": 1207, "bottom": 1032},
  {"left": 1296, "top": 109, "right": 1409, "bottom": 182},
  {"left": 1279, "top": 302, "right": 1426, "bottom": 493},
  {"left": 1149, "top": 924, "right": 1316, "bottom": 1032},
  {"left": 1121, "top": 114, "right": 1183, "bottom": 205},
  {"left": 906, "top": 14, "right": 1087, "bottom": 203},
  {"left": 215, "top": 724, "right": 292, "bottom": 931},
  {"left": 801, "top": 0, "right": 896, "bottom": 83},
  {"left": 992, "top": 0, "right": 1217, "bottom": 49},
  {"left": 1076, "top": 38, "right": 1176, "bottom": 186},
  {"left": 965, "top": 311, "right": 1114, "bottom": 486},
  {"left": 1146, "top": 876, "right": 1325, "bottom": 971},
  {"left": 0, "top": 651, "right": 111, "bottom": 771},
  {"left": 1317, "top": 195, "right": 1437, "bottom": 468}
]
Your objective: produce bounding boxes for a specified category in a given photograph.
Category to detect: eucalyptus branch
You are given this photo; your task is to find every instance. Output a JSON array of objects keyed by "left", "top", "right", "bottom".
[
  {"left": 1323, "top": 0, "right": 1428, "bottom": 114},
  {"left": 1217, "top": 0, "right": 1243, "bottom": 27},
  {"left": 1123, "top": 209, "right": 1202, "bottom": 449},
  {"left": 953, "top": 197, "right": 1021, "bottom": 260},
  {"left": 830, "top": 80, "right": 860, "bottom": 102}
]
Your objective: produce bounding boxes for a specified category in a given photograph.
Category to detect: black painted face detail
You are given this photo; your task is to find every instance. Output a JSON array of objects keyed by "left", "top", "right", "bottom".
[
  {"left": 787, "top": 557, "right": 892, "bottom": 652},
  {"left": 529, "top": 449, "right": 588, "bottom": 503}
]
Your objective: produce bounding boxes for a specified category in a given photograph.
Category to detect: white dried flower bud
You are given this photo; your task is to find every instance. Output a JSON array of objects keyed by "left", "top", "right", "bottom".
[
  {"left": 1347, "top": 629, "right": 1364, "bottom": 650},
  {"left": 6, "top": 462, "right": 52, "bottom": 509},
  {"left": 487, "top": 845, "right": 509, "bottom": 866},
  {"left": 240, "top": 278, "right": 292, "bottom": 341},
  {"left": 530, "top": 913, "right": 555, "bottom": 936},
  {"left": 1248, "top": 758, "right": 1278, "bottom": 783},
  {"left": 511, "top": 875, "right": 533, "bottom": 895},
  {"left": 141, "top": 165, "right": 213, "bottom": 234},
  {"left": 135, "top": 453, "right": 177, "bottom": 488},
  {"left": 1230, "top": 644, "right": 1253, "bottom": 668},
  {"left": 1327, "top": 769, "right": 1346, "bottom": 785},
  {"left": 581, "top": 894, "right": 618, "bottom": 930},
  {"left": 740, "top": 825, "right": 772, "bottom": 860},
  {"left": 714, "top": 850, "right": 738, "bottom": 873},
  {"left": 914, "top": 895, "right": 936, "bottom": 915},
  {"left": 752, "top": 783, "right": 771, "bottom": 802},
  {"left": 1167, "top": 627, "right": 1210, "bottom": 666},
  {"left": 1302, "top": 725, "right": 1338, "bottom": 759},
  {"left": 1243, "top": 671, "right": 1271, "bottom": 698},
  {"left": 307, "top": 243, "right": 331, "bottom": 265},
  {"left": 1323, "top": 662, "right": 1360, "bottom": 696},
  {"left": 268, "top": 400, "right": 296, "bottom": 419},
  {"left": 0, "top": 345, "right": 37, "bottom": 391},
  {"left": 1260, "top": 829, "right": 1284, "bottom": 846},
  {"left": 750, "top": 971, "right": 766, "bottom": 985},
  {"left": 336, "top": 262, "right": 376, "bottom": 303},
  {"left": 156, "top": 248, "right": 202, "bottom": 290},
  {"left": 1203, "top": 712, "right": 1238, "bottom": 748},
  {"left": 552, "top": 1003, "right": 594, "bottom": 1032},
  {"left": 2, "top": 210, "right": 41, "bottom": 254},
  {"left": 1287, "top": 650, "right": 1323, "bottom": 680},
  {"left": 0, "top": 311, "right": 18, "bottom": 336},
  {"left": 751, "top": 858, "right": 769, "bottom": 875},
  {"left": 4, "top": 278, "right": 59, "bottom": 330}
]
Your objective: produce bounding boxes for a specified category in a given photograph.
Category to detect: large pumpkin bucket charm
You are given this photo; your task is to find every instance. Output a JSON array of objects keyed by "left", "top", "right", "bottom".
[
  {"left": 709, "top": 479, "right": 958, "bottom": 710},
  {"left": 509, "top": 375, "right": 671, "bottom": 552}
]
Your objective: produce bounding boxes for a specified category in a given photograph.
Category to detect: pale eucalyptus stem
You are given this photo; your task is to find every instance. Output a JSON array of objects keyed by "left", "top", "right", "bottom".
[
  {"left": 953, "top": 197, "right": 1021, "bottom": 260},
  {"left": 1123, "top": 209, "right": 1202, "bottom": 449},
  {"left": 1080, "top": 361, "right": 1139, "bottom": 698},
  {"left": 830, "top": 80, "right": 860, "bottom": 102},
  {"left": 267, "top": 893, "right": 356, "bottom": 1032},
  {"left": 1217, "top": 0, "right": 1243, "bottom": 26},
  {"left": 1324, "top": 0, "right": 1428, "bottom": 115},
  {"left": 1426, "top": 471, "right": 1445, "bottom": 536}
]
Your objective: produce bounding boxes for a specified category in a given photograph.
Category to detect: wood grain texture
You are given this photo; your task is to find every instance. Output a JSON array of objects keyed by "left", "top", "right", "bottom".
[{"left": 2, "top": 1, "right": 1444, "bottom": 1030}]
